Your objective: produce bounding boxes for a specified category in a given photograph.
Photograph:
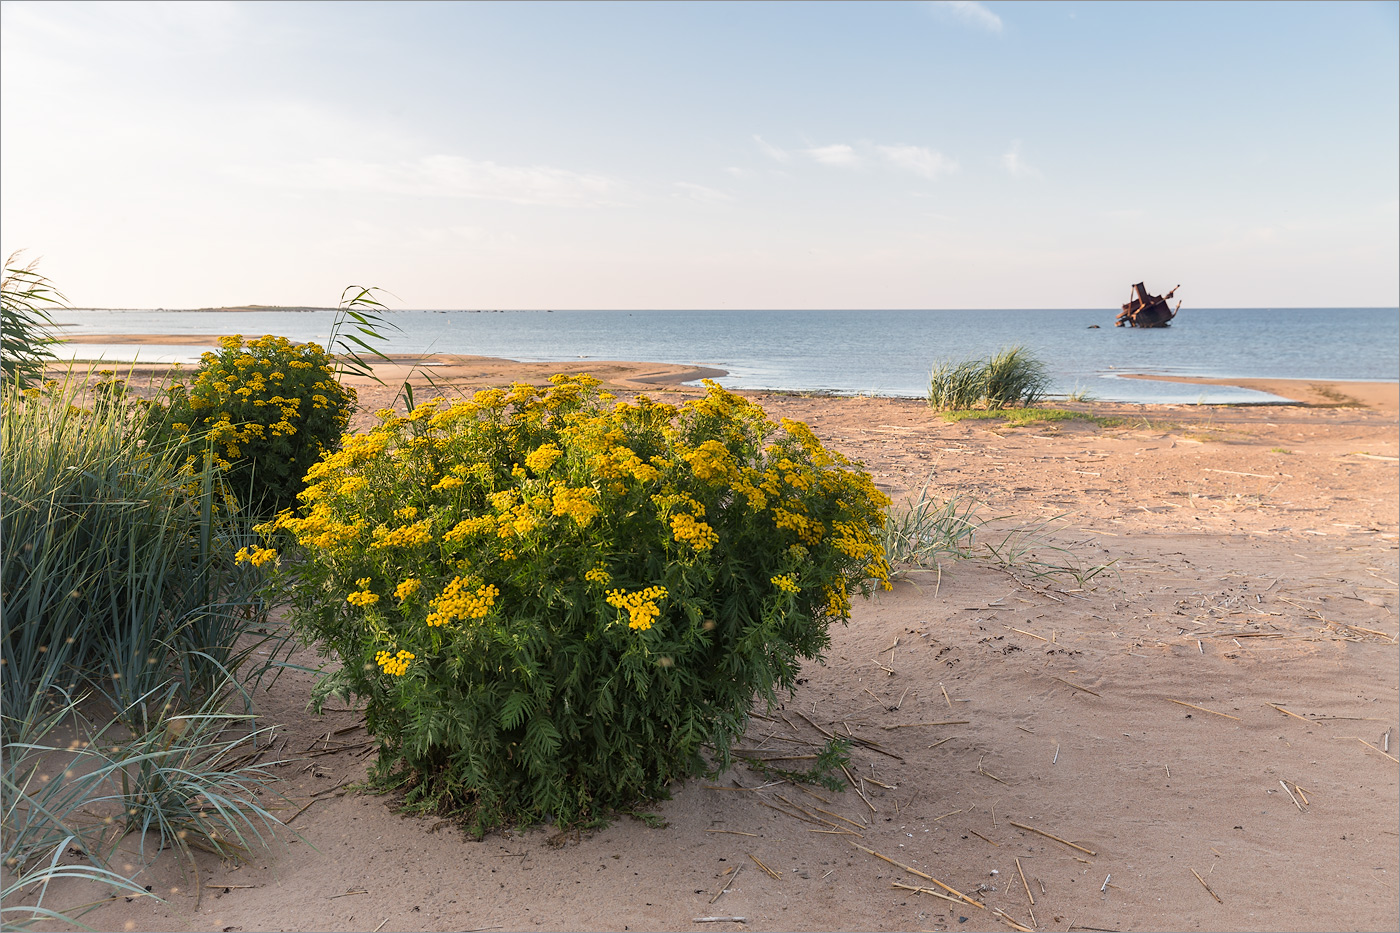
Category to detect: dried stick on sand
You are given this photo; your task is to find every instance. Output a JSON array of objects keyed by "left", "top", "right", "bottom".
[
  {"left": 848, "top": 841, "right": 986, "bottom": 909},
  {"left": 1169, "top": 699, "right": 1241, "bottom": 721},
  {"left": 1006, "top": 820, "right": 1097, "bottom": 857}
]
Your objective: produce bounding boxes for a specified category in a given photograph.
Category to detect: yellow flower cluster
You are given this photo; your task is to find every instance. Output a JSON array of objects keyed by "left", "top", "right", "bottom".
[
  {"left": 375, "top": 649, "right": 414, "bottom": 676},
  {"left": 584, "top": 566, "right": 611, "bottom": 586},
  {"left": 524, "top": 443, "right": 563, "bottom": 474},
  {"left": 372, "top": 518, "right": 434, "bottom": 549},
  {"left": 272, "top": 505, "right": 366, "bottom": 553},
  {"left": 770, "top": 574, "right": 800, "bottom": 595},
  {"left": 670, "top": 513, "right": 718, "bottom": 551},
  {"left": 550, "top": 483, "right": 600, "bottom": 527},
  {"left": 395, "top": 578, "right": 422, "bottom": 600},
  {"left": 234, "top": 545, "right": 278, "bottom": 567},
  {"left": 772, "top": 506, "right": 824, "bottom": 544},
  {"left": 444, "top": 515, "right": 497, "bottom": 542},
  {"left": 682, "top": 440, "right": 736, "bottom": 483},
  {"left": 606, "top": 586, "right": 668, "bottom": 631},
  {"left": 426, "top": 578, "right": 499, "bottom": 627},
  {"left": 347, "top": 586, "right": 378, "bottom": 607}
]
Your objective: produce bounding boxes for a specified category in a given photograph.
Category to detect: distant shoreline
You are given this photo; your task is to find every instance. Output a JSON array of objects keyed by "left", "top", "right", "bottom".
[{"left": 45, "top": 339, "right": 1399, "bottom": 410}]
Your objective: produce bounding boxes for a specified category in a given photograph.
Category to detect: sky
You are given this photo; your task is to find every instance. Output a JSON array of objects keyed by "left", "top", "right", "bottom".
[{"left": 2, "top": 0, "right": 1397, "bottom": 310}]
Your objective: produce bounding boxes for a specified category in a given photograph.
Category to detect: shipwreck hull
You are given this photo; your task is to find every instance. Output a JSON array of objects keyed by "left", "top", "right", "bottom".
[{"left": 1116, "top": 282, "right": 1180, "bottom": 328}]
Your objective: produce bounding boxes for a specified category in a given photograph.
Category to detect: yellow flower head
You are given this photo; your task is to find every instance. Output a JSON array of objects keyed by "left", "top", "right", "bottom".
[
  {"left": 234, "top": 545, "right": 278, "bottom": 568},
  {"left": 606, "top": 585, "right": 668, "bottom": 632}
]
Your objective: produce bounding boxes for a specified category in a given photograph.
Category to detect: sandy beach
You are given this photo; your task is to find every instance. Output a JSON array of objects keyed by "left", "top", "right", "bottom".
[{"left": 36, "top": 353, "right": 1399, "bottom": 933}]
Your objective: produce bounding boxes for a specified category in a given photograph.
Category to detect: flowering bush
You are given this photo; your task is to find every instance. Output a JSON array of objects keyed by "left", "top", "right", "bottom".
[
  {"left": 156, "top": 335, "right": 355, "bottom": 512},
  {"left": 267, "top": 376, "right": 890, "bottom": 833}
]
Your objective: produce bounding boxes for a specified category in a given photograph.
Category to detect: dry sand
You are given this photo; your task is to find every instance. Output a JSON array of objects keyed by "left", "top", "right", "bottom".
[{"left": 25, "top": 355, "right": 1400, "bottom": 933}]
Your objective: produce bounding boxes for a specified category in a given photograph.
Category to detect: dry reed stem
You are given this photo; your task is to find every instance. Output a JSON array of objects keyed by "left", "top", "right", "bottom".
[
  {"left": 774, "top": 793, "right": 841, "bottom": 828},
  {"left": 1049, "top": 675, "right": 1101, "bottom": 697},
  {"left": 1279, "top": 780, "right": 1306, "bottom": 812},
  {"left": 883, "top": 721, "right": 970, "bottom": 729},
  {"left": 891, "top": 881, "right": 964, "bottom": 906},
  {"left": 1268, "top": 702, "right": 1311, "bottom": 722},
  {"left": 978, "top": 757, "right": 1011, "bottom": 785},
  {"left": 1007, "top": 820, "right": 1097, "bottom": 857},
  {"left": 1169, "top": 699, "right": 1241, "bottom": 721},
  {"left": 1191, "top": 867, "right": 1223, "bottom": 904},
  {"left": 990, "top": 908, "right": 1035, "bottom": 932},
  {"left": 926, "top": 736, "right": 955, "bottom": 750},
  {"left": 932, "top": 808, "right": 963, "bottom": 821},
  {"left": 1358, "top": 739, "right": 1400, "bottom": 763},
  {"left": 705, "top": 830, "right": 759, "bottom": 837},
  {"left": 848, "top": 842, "right": 985, "bottom": 908},
  {"left": 968, "top": 828, "right": 1000, "bottom": 847},
  {"left": 941, "top": 684, "right": 953, "bottom": 708},
  {"left": 285, "top": 798, "right": 318, "bottom": 826},
  {"left": 710, "top": 864, "right": 742, "bottom": 903},
  {"left": 1012, "top": 627, "right": 1048, "bottom": 641},
  {"left": 693, "top": 917, "right": 747, "bottom": 924},
  {"left": 1015, "top": 857, "right": 1034, "bottom": 906},
  {"left": 754, "top": 798, "right": 824, "bottom": 826},
  {"left": 372, "top": 918, "right": 389, "bottom": 933},
  {"left": 841, "top": 764, "right": 877, "bottom": 812},
  {"left": 748, "top": 854, "right": 782, "bottom": 880}
]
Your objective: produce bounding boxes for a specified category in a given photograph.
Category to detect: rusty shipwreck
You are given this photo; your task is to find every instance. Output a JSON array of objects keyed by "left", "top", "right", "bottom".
[{"left": 1116, "top": 283, "right": 1181, "bottom": 328}]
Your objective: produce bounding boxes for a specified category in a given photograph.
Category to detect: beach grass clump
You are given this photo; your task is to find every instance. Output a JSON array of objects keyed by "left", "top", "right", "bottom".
[
  {"left": 1, "top": 376, "right": 287, "bottom": 729},
  {"left": 2, "top": 686, "right": 286, "bottom": 929},
  {"left": 151, "top": 334, "right": 356, "bottom": 514},
  {"left": 1, "top": 374, "right": 292, "bottom": 925},
  {"left": 881, "top": 487, "right": 979, "bottom": 577},
  {"left": 262, "top": 376, "right": 891, "bottom": 835},
  {"left": 927, "top": 345, "right": 1051, "bottom": 411},
  {"left": 1, "top": 253, "right": 63, "bottom": 389}
]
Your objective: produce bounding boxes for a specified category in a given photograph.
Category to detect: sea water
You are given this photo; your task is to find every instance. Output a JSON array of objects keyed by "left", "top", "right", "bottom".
[{"left": 49, "top": 307, "right": 1400, "bottom": 405}]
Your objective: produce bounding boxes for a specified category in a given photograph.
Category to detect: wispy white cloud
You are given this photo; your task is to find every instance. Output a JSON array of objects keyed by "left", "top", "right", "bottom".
[
  {"left": 672, "top": 181, "right": 734, "bottom": 203},
  {"left": 877, "top": 144, "right": 958, "bottom": 179},
  {"left": 237, "top": 154, "right": 619, "bottom": 207},
  {"left": 928, "top": 1, "right": 1003, "bottom": 34},
  {"left": 804, "top": 143, "right": 860, "bottom": 167},
  {"left": 753, "top": 135, "right": 790, "bottom": 163},
  {"left": 1000, "top": 140, "right": 1041, "bottom": 178}
]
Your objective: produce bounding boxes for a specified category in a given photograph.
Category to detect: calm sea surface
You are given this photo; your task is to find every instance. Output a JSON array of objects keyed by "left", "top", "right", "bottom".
[{"left": 51, "top": 307, "right": 1400, "bottom": 405}]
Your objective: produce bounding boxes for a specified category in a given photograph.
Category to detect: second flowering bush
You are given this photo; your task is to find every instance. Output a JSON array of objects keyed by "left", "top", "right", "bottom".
[{"left": 269, "top": 376, "right": 890, "bottom": 833}]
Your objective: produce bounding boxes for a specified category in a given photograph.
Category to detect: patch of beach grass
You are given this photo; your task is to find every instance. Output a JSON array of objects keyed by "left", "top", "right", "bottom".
[
  {"left": 882, "top": 481, "right": 1116, "bottom": 587},
  {"left": 928, "top": 345, "right": 1050, "bottom": 412},
  {"left": 2, "top": 371, "right": 295, "bottom": 926}
]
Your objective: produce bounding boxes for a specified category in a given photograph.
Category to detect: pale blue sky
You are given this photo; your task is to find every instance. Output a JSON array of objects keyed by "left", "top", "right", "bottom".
[{"left": 2, "top": 0, "right": 1396, "bottom": 309}]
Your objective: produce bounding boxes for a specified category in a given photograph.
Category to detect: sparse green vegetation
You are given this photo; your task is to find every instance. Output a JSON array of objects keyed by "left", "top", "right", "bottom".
[
  {"left": 940, "top": 407, "right": 1095, "bottom": 425},
  {"left": 882, "top": 481, "right": 1115, "bottom": 587}
]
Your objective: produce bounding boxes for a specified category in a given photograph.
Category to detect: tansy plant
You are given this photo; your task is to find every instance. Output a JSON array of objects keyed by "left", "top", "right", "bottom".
[
  {"left": 152, "top": 334, "right": 355, "bottom": 514},
  {"left": 261, "top": 376, "right": 890, "bottom": 834}
]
